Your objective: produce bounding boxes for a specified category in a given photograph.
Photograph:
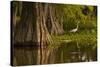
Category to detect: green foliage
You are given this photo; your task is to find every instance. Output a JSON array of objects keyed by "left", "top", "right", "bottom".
[
  {"left": 48, "top": 4, "right": 97, "bottom": 55},
  {"left": 51, "top": 32, "right": 97, "bottom": 50},
  {"left": 55, "top": 4, "right": 97, "bottom": 32}
]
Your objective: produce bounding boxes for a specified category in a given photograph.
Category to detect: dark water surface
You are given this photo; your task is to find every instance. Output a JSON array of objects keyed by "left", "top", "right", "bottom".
[{"left": 12, "top": 41, "right": 97, "bottom": 66}]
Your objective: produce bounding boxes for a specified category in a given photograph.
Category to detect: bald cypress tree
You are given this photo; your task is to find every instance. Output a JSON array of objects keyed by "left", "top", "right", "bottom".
[{"left": 12, "top": 1, "right": 64, "bottom": 65}]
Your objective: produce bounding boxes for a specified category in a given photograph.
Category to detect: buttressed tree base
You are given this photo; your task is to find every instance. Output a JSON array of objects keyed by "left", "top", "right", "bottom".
[{"left": 11, "top": 1, "right": 97, "bottom": 66}]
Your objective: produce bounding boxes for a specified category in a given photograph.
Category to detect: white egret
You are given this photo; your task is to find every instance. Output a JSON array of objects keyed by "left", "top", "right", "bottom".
[{"left": 69, "top": 21, "right": 80, "bottom": 33}]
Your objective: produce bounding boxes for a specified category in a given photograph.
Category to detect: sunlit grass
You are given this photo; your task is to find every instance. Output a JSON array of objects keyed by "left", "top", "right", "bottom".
[{"left": 51, "top": 31, "right": 97, "bottom": 45}]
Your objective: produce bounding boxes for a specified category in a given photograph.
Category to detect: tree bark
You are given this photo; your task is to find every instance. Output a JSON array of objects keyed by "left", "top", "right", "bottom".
[{"left": 12, "top": 2, "right": 64, "bottom": 65}]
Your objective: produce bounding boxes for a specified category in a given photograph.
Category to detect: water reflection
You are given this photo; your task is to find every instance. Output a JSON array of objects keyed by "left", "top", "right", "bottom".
[
  {"left": 50, "top": 41, "right": 97, "bottom": 63},
  {"left": 13, "top": 41, "right": 97, "bottom": 66}
]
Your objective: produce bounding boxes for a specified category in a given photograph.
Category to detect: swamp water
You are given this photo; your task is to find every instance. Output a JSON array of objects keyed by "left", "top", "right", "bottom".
[{"left": 12, "top": 41, "right": 97, "bottom": 66}]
